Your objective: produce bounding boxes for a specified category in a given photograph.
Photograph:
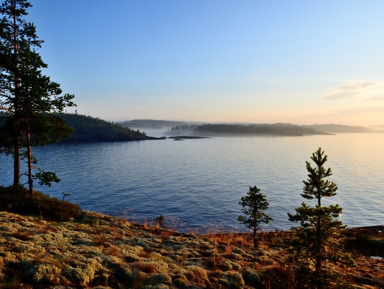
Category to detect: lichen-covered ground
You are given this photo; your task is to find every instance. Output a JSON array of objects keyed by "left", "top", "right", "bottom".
[{"left": 0, "top": 211, "right": 383, "bottom": 288}]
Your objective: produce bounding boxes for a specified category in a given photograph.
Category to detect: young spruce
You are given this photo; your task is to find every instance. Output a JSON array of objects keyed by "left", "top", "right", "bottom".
[
  {"left": 238, "top": 186, "right": 273, "bottom": 247},
  {"left": 288, "top": 148, "right": 345, "bottom": 289}
]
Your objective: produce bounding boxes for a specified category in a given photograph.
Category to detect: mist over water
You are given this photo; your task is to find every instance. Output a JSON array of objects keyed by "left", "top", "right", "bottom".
[{"left": 1, "top": 133, "right": 383, "bottom": 232}]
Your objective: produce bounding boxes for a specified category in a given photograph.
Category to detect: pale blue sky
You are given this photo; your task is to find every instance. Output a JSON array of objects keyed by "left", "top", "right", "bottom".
[{"left": 27, "top": 1, "right": 384, "bottom": 125}]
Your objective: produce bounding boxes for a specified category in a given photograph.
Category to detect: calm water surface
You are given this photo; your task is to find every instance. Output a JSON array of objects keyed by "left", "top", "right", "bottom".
[{"left": 1, "top": 133, "right": 383, "bottom": 232}]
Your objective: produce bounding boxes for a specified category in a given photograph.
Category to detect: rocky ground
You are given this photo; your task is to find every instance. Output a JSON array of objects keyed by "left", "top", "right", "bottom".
[{"left": 0, "top": 211, "right": 383, "bottom": 288}]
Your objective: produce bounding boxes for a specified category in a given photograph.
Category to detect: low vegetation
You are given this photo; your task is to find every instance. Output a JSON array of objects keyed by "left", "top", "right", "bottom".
[
  {"left": 0, "top": 186, "right": 81, "bottom": 222},
  {"left": 0, "top": 210, "right": 382, "bottom": 288}
]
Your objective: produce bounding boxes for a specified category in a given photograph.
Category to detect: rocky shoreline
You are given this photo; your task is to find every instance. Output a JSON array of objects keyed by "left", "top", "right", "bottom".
[{"left": 0, "top": 211, "right": 383, "bottom": 288}]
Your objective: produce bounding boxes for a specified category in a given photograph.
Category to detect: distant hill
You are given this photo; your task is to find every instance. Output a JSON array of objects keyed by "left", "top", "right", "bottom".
[
  {"left": 118, "top": 119, "right": 372, "bottom": 135},
  {"left": 0, "top": 113, "right": 152, "bottom": 143},
  {"left": 60, "top": 114, "right": 148, "bottom": 142},
  {"left": 167, "top": 123, "right": 330, "bottom": 136},
  {"left": 1, "top": 114, "right": 373, "bottom": 141},
  {"left": 164, "top": 122, "right": 373, "bottom": 136},
  {"left": 304, "top": 124, "right": 371, "bottom": 133},
  {"left": 120, "top": 119, "right": 191, "bottom": 129}
]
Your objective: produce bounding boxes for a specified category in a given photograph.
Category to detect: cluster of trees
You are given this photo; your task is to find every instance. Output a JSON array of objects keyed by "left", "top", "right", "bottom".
[
  {"left": 60, "top": 113, "right": 148, "bottom": 142},
  {"left": 168, "top": 123, "right": 330, "bottom": 136},
  {"left": 238, "top": 148, "right": 347, "bottom": 288},
  {"left": 168, "top": 123, "right": 371, "bottom": 136},
  {"left": 0, "top": 0, "right": 75, "bottom": 194}
]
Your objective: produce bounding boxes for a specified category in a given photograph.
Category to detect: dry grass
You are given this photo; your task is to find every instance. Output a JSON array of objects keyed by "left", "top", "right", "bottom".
[
  {"left": 0, "top": 211, "right": 383, "bottom": 288},
  {"left": 11, "top": 230, "right": 34, "bottom": 241}
]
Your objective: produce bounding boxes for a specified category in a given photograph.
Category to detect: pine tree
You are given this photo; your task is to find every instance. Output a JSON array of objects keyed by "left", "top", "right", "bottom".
[
  {"left": 288, "top": 148, "right": 345, "bottom": 288},
  {"left": 238, "top": 186, "right": 273, "bottom": 247},
  {"left": 0, "top": 0, "right": 75, "bottom": 193}
]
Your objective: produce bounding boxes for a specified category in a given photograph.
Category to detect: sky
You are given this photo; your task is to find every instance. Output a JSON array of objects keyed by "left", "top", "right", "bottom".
[{"left": 26, "top": 0, "right": 384, "bottom": 126}]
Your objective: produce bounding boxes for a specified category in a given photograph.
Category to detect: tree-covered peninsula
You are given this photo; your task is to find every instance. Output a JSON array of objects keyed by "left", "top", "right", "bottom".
[
  {"left": 60, "top": 114, "right": 149, "bottom": 143},
  {"left": 1, "top": 112, "right": 150, "bottom": 143}
]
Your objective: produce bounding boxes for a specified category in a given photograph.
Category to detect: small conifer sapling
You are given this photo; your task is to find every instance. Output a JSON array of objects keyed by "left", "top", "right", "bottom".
[
  {"left": 288, "top": 148, "right": 346, "bottom": 289},
  {"left": 238, "top": 186, "right": 273, "bottom": 247}
]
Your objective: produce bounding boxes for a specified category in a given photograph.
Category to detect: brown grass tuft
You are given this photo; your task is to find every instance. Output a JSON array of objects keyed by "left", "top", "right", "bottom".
[{"left": 12, "top": 230, "right": 34, "bottom": 241}]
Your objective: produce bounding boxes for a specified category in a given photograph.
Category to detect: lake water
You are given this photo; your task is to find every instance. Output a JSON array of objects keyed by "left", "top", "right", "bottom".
[{"left": 1, "top": 133, "right": 383, "bottom": 232}]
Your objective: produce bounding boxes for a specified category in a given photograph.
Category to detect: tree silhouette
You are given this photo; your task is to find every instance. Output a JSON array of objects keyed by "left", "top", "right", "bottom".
[
  {"left": 288, "top": 148, "right": 345, "bottom": 288},
  {"left": 238, "top": 186, "right": 273, "bottom": 247},
  {"left": 0, "top": 0, "right": 75, "bottom": 193}
]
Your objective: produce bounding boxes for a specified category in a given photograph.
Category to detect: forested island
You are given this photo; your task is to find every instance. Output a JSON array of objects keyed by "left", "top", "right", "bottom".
[
  {"left": 168, "top": 123, "right": 326, "bottom": 136},
  {"left": 121, "top": 119, "right": 371, "bottom": 137},
  {"left": 0, "top": 113, "right": 154, "bottom": 143},
  {"left": 305, "top": 124, "right": 371, "bottom": 134},
  {"left": 166, "top": 123, "right": 371, "bottom": 136},
  {"left": 60, "top": 114, "right": 149, "bottom": 142}
]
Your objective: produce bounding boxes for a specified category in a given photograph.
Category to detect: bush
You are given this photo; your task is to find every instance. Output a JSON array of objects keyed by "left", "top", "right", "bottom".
[{"left": 0, "top": 185, "right": 81, "bottom": 221}]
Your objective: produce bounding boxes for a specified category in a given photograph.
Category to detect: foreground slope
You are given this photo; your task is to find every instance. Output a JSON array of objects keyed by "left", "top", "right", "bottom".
[{"left": 0, "top": 211, "right": 383, "bottom": 288}]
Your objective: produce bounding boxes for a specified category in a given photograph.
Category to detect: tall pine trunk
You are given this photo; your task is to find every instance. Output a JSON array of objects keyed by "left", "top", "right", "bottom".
[
  {"left": 12, "top": 0, "right": 21, "bottom": 186},
  {"left": 315, "top": 166, "right": 322, "bottom": 287},
  {"left": 26, "top": 123, "right": 34, "bottom": 195},
  {"left": 253, "top": 226, "right": 257, "bottom": 248},
  {"left": 13, "top": 134, "right": 21, "bottom": 186}
]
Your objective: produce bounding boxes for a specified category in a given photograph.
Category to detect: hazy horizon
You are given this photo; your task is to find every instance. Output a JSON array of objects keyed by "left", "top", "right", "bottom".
[
  {"left": 27, "top": 1, "right": 384, "bottom": 126},
  {"left": 120, "top": 118, "right": 380, "bottom": 128}
]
